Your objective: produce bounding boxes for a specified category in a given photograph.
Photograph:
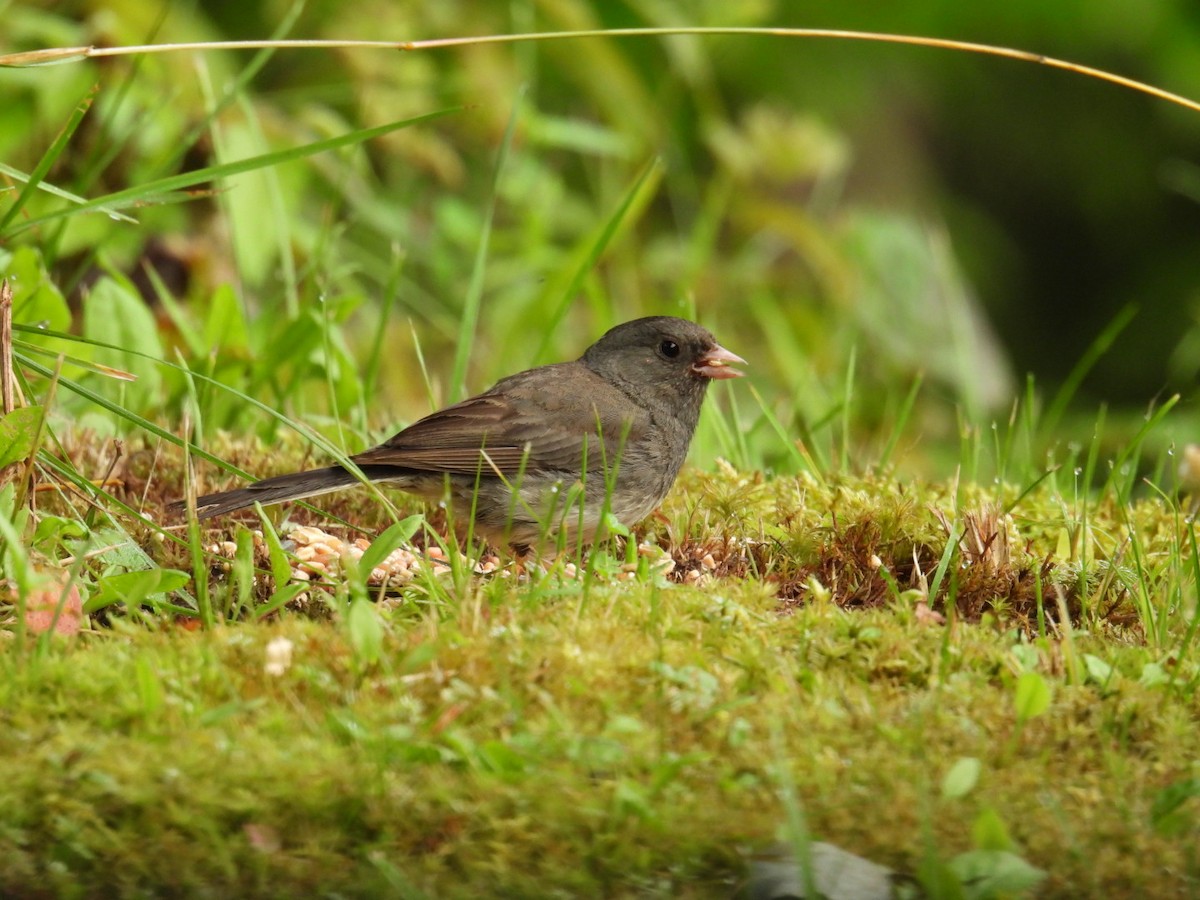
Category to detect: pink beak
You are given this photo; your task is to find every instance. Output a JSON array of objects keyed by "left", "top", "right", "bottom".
[{"left": 693, "top": 343, "right": 746, "bottom": 380}]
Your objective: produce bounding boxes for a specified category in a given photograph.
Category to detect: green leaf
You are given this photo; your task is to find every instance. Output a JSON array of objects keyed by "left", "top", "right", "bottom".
[
  {"left": 0, "top": 406, "right": 44, "bottom": 468},
  {"left": 601, "top": 511, "right": 631, "bottom": 538},
  {"left": 257, "top": 512, "right": 294, "bottom": 594},
  {"left": 83, "top": 526, "right": 162, "bottom": 573},
  {"left": 1138, "top": 662, "right": 1169, "bottom": 687},
  {"left": 201, "top": 283, "right": 250, "bottom": 354},
  {"left": 347, "top": 597, "right": 383, "bottom": 667},
  {"left": 971, "top": 806, "right": 1014, "bottom": 852},
  {"left": 1014, "top": 671, "right": 1051, "bottom": 722},
  {"left": 941, "top": 757, "right": 981, "bottom": 799},
  {"left": 1151, "top": 777, "right": 1200, "bottom": 835},
  {"left": 1054, "top": 527, "right": 1072, "bottom": 562},
  {"left": 916, "top": 855, "right": 967, "bottom": 900},
  {"left": 81, "top": 276, "right": 162, "bottom": 408},
  {"left": 0, "top": 484, "right": 32, "bottom": 594},
  {"left": 252, "top": 583, "right": 308, "bottom": 621},
  {"left": 525, "top": 111, "right": 636, "bottom": 158},
  {"left": 86, "top": 568, "right": 191, "bottom": 613},
  {"left": 219, "top": 118, "right": 281, "bottom": 287},
  {"left": 1009, "top": 643, "right": 1040, "bottom": 673},
  {"left": 359, "top": 515, "right": 424, "bottom": 579},
  {"left": 399, "top": 642, "right": 436, "bottom": 673},
  {"left": 31, "top": 514, "right": 87, "bottom": 555},
  {"left": 1083, "top": 653, "right": 1116, "bottom": 687},
  {"left": 7, "top": 245, "right": 72, "bottom": 332},
  {"left": 230, "top": 528, "right": 257, "bottom": 620},
  {"left": 477, "top": 740, "right": 528, "bottom": 776},
  {"left": 135, "top": 655, "right": 164, "bottom": 717},
  {"left": 948, "top": 849, "right": 1046, "bottom": 894}
]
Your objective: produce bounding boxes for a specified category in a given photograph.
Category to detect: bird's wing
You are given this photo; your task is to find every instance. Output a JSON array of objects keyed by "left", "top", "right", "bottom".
[{"left": 351, "top": 365, "right": 649, "bottom": 476}]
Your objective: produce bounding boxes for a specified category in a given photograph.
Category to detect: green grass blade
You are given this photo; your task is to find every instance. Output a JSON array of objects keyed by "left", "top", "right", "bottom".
[
  {"left": 15, "top": 323, "right": 340, "bottom": 454},
  {"left": 9, "top": 108, "right": 464, "bottom": 235},
  {"left": 157, "top": 0, "right": 306, "bottom": 176},
  {"left": 878, "top": 372, "right": 923, "bottom": 471},
  {"left": 70, "top": 7, "right": 170, "bottom": 194},
  {"left": 139, "top": 262, "right": 207, "bottom": 358},
  {"left": 0, "top": 86, "right": 97, "bottom": 231},
  {"left": 1004, "top": 465, "right": 1061, "bottom": 516},
  {"left": 362, "top": 247, "right": 406, "bottom": 410},
  {"left": 234, "top": 91, "right": 300, "bottom": 317},
  {"left": 32, "top": 448, "right": 191, "bottom": 561},
  {"left": 358, "top": 515, "right": 424, "bottom": 578},
  {"left": 531, "top": 156, "right": 663, "bottom": 365},
  {"left": 13, "top": 338, "right": 136, "bottom": 380},
  {"left": 448, "top": 88, "right": 524, "bottom": 403},
  {"left": 0, "top": 163, "right": 137, "bottom": 224},
  {"left": 1042, "top": 304, "right": 1137, "bottom": 437},
  {"left": 839, "top": 344, "right": 856, "bottom": 473},
  {"left": 1101, "top": 394, "right": 1179, "bottom": 501},
  {"left": 14, "top": 350, "right": 242, "bottom": 477},
  {"left": 14, "top": 324, "right": 408, "bottom": 519},
  {"left": 748, "top": 383, "right": 824, "bottom": 481},
  {"left": 1172, "top": 524, "right": 1200, "bottom": 686},
  {"left": 929, "top": 522, "right": 961, "bottom": 603}
]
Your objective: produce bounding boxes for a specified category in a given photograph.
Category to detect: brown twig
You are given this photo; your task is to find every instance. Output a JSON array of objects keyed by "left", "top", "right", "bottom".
[
  {"left": 0, "top": 279, "right": 13, "bottom": 416},
  {"left": 0, "top": 30, "right": 1197, "bottom": 114}
]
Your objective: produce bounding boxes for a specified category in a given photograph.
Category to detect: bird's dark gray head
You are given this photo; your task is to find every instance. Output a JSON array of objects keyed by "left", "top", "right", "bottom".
[{"left": 580, "top": 316, "right": 745, "bottom": 415}]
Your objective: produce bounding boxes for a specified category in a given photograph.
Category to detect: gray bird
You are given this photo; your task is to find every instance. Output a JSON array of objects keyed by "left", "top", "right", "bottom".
[{"left": 177, "top": 317, "right": 744, "bottom": 549}]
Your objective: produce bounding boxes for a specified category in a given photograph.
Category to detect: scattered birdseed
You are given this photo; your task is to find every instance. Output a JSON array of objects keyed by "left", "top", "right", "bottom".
[{"left": 206, "top": 526, "right": 712, "bottom": 594}]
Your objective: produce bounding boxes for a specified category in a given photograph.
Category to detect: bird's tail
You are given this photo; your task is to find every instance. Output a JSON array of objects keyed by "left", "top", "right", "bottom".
[{"left": 174, "top": 465, "right": 386, "bottom": 519}]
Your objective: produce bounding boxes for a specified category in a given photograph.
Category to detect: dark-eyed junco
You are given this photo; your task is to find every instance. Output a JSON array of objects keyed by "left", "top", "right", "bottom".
[{"left": 177, "top": 317, "right": 744, "bottom": 549}]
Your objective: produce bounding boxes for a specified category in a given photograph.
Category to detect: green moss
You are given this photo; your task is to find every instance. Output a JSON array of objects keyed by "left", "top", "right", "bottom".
[{"left": 4, "top": 474, "right": 1199, "bottom": 896}]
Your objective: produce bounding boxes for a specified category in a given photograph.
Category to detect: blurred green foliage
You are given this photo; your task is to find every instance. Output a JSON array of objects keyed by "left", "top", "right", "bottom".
[{"left": 1, "top": 0, "right": 1199, "bottom": 470}]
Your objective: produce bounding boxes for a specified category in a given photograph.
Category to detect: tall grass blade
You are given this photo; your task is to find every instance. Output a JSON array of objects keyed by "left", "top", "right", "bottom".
[
  {"left": 0, "top": 163, "right": 137, "bottom": 224},
  {"left": 531, "top": 156, "right": 663, "bottom": 365},
  {"left": 71, "top": 6, "right": 170, "bottom": 194},
  {"left": 14, "top": 351, "right": 242, "bottom": 476},
  {"left": 0, "top": 87, "right": 97, "bottom": 232},
  {"left": 1101, "top": 394, "right": 1179, "bottom": 502},
  {"left": 448, "top": 88, "right": 524, "bottom": 403},
  {"left": 362, "top": 247, "right": 405, "bottom": 410},
  {"left": 158, "top": 0, "right": 306, "bottom": 175},
  {"left": 878, "top": 372, "right": 923, "bottom": 471},
  {"left": 9, "top": 108, "right": 463, "bottom": 235},
  {"left": 1041, "top": 304, "right": 1137, "bottom": 437},
  {"left": 748, "top": 384, "right": 824, "bottom": 481},
  {"left": 839, "top": 345, "right": 856, "bottom": 473}
]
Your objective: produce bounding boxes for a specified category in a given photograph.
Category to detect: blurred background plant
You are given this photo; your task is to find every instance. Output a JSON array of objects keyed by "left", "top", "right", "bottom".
[{"left": 2, "top": 0, "right": 1199, "bottom": 483}]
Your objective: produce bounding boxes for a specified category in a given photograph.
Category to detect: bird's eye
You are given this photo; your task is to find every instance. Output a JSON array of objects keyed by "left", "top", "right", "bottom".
[{"left": 659, "top": 339, "right": 681, "bottom": 358}]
